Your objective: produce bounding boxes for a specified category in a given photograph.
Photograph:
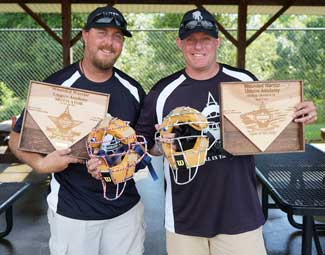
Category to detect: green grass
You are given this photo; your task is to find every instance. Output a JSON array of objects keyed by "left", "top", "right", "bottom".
[{"left": 305, "top": 123, "right": 325, "bottom": 142}]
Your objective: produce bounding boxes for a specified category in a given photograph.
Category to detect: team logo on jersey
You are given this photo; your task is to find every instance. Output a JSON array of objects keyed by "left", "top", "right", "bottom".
[
  {"left": 200, "top": 92, "right": 226, "bottom": 161},
  {"left": 201, "top": 92, "right": 220, "bottom": 142}
]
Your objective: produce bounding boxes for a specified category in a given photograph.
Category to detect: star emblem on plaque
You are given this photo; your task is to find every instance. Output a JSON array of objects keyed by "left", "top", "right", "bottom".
[{"left": 47, "top": 105, "right": 82, "bottom": 142}]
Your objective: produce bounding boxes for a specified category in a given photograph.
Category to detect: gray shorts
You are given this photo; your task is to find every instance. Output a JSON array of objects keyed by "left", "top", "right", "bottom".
[{"left": 47, "top": 201, "right": 145, "bottom": 255}]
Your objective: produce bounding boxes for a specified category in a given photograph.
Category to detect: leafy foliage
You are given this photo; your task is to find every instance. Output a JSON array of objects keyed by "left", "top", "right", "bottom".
[
  {"left": 0, "top": 81, "right": 25, "bottom": 121},
  {"left": 0, "top": 13, "right": 86, "bottom": 29},
  {"left": 0, "top": 12, "right": 323, "bottom": 139},
  {"left": 270, "top": 16, "right": 325, "bottom": 122}
]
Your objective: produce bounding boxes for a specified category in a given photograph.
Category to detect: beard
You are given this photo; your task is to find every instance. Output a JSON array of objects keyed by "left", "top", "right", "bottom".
[
  {"left": 91, "top": 47, "right": 121, "bottom": 71},
  {"left": 93, "top": 57, "right": 116, "bottom": 70}
]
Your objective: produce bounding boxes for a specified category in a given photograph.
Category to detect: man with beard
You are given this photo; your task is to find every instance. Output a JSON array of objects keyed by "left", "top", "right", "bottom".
[{"left": 9, "top": 6, "right": 146, "bottom": 255}]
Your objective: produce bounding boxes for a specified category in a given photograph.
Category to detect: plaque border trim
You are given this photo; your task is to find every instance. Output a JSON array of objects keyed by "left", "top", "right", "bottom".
[
  {"left": 18, "top": 80, "right": 110, "bottom": 159},
  {"left": 220, "top": 80, "right": 305, "bottom": 155}
]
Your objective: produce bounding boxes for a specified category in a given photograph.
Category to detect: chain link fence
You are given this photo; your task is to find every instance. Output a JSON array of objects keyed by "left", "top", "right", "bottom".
[{"left": 0, "top": 28, "right": 324, "bottom": 140}]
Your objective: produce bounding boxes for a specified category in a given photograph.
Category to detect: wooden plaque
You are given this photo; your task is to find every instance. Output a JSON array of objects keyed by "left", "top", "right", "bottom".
[
  {"left": 19, "top": 81, "right": 110, "bottom": 159},
  {"left": 220, "top": 80, "right": 304, "bottom": 155}
]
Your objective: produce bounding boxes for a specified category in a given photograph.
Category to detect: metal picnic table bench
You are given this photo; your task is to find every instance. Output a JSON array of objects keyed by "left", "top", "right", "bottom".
[
  {"left": 0, "top": 182, "right": 30, "bottom": 238},
  {"left": 0, "top": 118, "right": 30, "bottom": 238},
  {"left": 255, "top": 144, "right": 325, "bottom": 255},
  {"left": 0, "top": 118, "right": 20, "bottom": 164}
]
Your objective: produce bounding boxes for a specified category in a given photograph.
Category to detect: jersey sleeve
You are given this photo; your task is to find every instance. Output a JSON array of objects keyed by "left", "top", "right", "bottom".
[
  {"left": 12, "top": 110, "right": 24, "bottom": 133},
  {"left": 135, "top": 89, "right": 159, "bottom": 150}
]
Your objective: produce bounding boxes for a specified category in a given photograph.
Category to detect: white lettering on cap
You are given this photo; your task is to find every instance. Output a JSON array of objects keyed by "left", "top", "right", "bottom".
[{"left": 102, "top": 11, "right": 120, "bottom": 18}]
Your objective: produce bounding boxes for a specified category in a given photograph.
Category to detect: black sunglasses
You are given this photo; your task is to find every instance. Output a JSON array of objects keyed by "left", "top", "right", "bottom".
[
  {"left": 92, "top": 13, "right": 126, "bottom": 29},
  {"left": 183, "top": 20, "right": 215, "bottom": 30}
]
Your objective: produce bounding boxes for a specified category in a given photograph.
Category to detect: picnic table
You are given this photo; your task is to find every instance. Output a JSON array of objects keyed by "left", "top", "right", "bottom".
[
  {"left": 0, "top": 118, "right": 12, "bottom": 146},
  {"left": 0, "top": 182, "right": 30, "bottom": 238},
  {"left": 0, "top": 118, "right": 19, "bottom": 164},
  {"left": 255, "top": 144, "right": 325, "bottom": 255}
]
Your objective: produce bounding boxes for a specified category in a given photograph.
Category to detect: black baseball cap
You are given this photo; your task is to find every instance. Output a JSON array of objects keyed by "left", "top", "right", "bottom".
[
  {"left": 179, "top": 8, "right": 218, "bottom": 40},
  {"left": 84, "top": 6, "right": 132, "bottom": 37}
]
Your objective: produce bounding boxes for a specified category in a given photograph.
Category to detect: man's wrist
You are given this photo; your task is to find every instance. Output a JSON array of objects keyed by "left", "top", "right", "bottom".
[{"left": 33, "top": 157, "right": 45, "bottom": 173}]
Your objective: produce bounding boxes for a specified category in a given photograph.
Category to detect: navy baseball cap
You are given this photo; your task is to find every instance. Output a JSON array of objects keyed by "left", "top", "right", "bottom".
[
  {"left": 84, "top": 6, "right": 132, "bottom": 37},
  {"left": 179, "top": 8, "right": 218, "bottom": 40}
]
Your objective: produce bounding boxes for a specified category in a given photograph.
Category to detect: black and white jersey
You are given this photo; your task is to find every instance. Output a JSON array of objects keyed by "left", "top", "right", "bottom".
[
  {"left": 136, "top": 63, "right": 265, "bottom": 237},
  {"left": 14, "top": 62, "right": 145, "bottom": 220}
]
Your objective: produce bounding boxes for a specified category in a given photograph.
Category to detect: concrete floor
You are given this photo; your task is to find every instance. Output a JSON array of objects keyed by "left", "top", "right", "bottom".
[{"left": 1, "top": 158, "right": 325, "bottom": 255}]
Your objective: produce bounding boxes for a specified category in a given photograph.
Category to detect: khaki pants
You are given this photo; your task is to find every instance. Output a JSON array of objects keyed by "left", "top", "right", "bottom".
[
  {"left": 166, "top": 227, "right": 266, "bottom": 255},
  {"left": 48, "top": 201, "right": 145, "bottom": 255}
]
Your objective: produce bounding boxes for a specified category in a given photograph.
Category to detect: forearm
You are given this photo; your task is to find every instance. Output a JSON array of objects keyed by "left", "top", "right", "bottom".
[{"left": 8, "top": 131, "right": 46, "bottom": 173}]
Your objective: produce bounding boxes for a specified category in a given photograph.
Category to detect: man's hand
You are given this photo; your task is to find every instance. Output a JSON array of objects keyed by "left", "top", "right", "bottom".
[
  {"left": 150, "top": 124, "right": 176, "bottom": 156},
  {"left": 35, "top": 148, "right": 83, "bottom": 173},
  {"left": 293, "top": 101, "right": 317, "bottom": 124},
  {"left": 9, "top": 131, "right": 82, "bottom": 174},
  {"left": 86, "top": 156, "right": 102, "bottom": 180}
]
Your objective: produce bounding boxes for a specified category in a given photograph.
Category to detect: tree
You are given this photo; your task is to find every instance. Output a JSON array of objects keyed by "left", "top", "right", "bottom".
[{"left": 271, "top": 15, "right": 325, "bottom": 121}]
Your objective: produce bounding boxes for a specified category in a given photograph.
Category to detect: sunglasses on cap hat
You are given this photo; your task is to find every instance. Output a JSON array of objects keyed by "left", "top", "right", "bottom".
[
  {"left": 183, "top": 20, "right": 215, "bottom": 31},
  {"left": 85, "top": 9, "right": 132, "bottom": 37},
  {"left": 92, "top": 13, "right": 126, "bottom": 28}
]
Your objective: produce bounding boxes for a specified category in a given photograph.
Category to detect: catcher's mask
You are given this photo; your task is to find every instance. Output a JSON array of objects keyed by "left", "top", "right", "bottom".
[
  {"left": 86, "top": 115, "right": 151, "bottom": 200},
  {"left": 156, "top": 106, "right": 214, "bottom": 185}
]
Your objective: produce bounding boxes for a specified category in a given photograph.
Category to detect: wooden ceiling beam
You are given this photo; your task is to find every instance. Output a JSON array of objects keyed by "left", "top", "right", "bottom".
[
  {"left": 1, "top": 0, "right": 325, "bottom": 6},
  {"left": 246, "top": 2, "right": 292, "bottom": 46},
  {"left": 70, "top": 32, "right": 82, "bottom": 46},
  {"left": 192, "top": 3, "right": 238, "bottom": 47},
  {"left": 217, "top": 21, "right": 238, "bottom": 47},
  {"left": 18, "top": 2, "right": 62, "bottom": 45}
]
